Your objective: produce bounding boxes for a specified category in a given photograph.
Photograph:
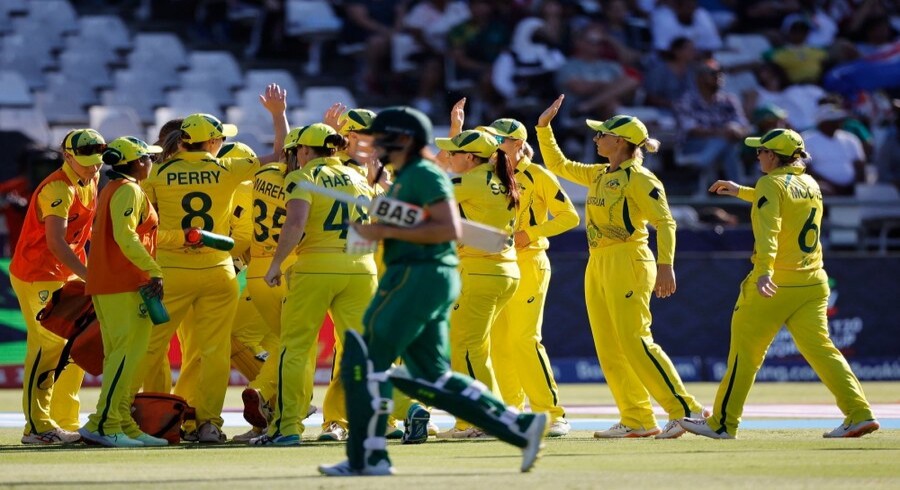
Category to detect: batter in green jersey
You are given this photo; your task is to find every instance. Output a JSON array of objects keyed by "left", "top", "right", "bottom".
[{"left": 318, "top": 107, "right": 546, "bottom": 477}]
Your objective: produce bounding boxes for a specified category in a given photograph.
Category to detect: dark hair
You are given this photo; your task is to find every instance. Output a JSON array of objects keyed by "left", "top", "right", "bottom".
[
  {"left": 756, "top": 62, "right": 790, "bottom": 90},
  {"left": 494, "top": 149, "right": 519, "bottom": 210},
  {"left": 776, "top": 149, "right": 810, "bottom": 166},
  {"left": 664, "top": 36, "right": 692, "bottom": 60},
  {"left": 306, "top": 134, "right": 348, "bottom": 157}
]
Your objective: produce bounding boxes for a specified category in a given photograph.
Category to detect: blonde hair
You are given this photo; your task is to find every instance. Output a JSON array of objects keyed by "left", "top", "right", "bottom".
[{"left": 629, "top": 137, "right": 661, "bottom": 160}]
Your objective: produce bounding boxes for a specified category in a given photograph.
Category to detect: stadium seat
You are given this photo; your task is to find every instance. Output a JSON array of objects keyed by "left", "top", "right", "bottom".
[
  {"left": 180, "top": 70, "right": 237, "bottom": 108},
  {"left": 855, "top": 183, "right": 900, "bottom": 253},
  {"left": 64, "top": 33, "right": 122, "bottom": 66},
  {"left": 0, "top": 0, "right": 27, "bottom": 17},
  {"left": 0, "top": 107, "right": 51, "bottom": 145},
  {"left": 130, "top": 33, "right": 189, "bottom": 74},
  {"left": 187, "top": 51, "right": 243, "bottom": 89},
  {"left": 302, "top": 86, "right": 357, "bottom": 118},
  {"left": 58, "top": 50, "right": 114, "bottom": 90},
  {"left": 166, "top": 89, "right": 223, "bottom": 116},
  {"left": 89, "top": 105, "right": 144, "bottom": 141},
  {"left": 36, "top": 73, "right": 95, "bottom": 125},
  {"left": 102, "top": 70, "right": 167, "bottom": 124},
  {"left": 14, "top": 0, "right": 77, "bottom": 52},
  {"left": 714, "top": 34, "right": 771, "bottom": 69},
  {"left": 284, "top": 0, "right": 343, "bottom": 76},
  {"left": 0, "top": 32, "right": 54, "bottom": 89},
  {"left": 244, "top": 70, "right": 300, "bottom": 103},
  {"left": 227, "top": 90, "right": 276, "bottom": 143},
  {"left": 78, "top": 15, "right": 132, "bottom": 53},
  {"left": 0, "top": 70, "right": 33, "bottom": 106}
]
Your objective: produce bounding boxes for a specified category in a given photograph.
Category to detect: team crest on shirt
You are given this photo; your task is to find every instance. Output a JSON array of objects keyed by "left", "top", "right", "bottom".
[
  {"left": 38, "top": 290, "right": 49, "bottom": 303},
  {"left": 606, "top": 179, "right": 621, "bottom": 190},
  {"left": 138, "top": 303, "right": 148, "bottom": 318}
]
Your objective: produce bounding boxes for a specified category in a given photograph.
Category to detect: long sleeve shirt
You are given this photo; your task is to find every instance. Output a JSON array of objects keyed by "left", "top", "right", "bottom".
[{"left": 513, "top": 158, "right": 580, "bottom": 254}]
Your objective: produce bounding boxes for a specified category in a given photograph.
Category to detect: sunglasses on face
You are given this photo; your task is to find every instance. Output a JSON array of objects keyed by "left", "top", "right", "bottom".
[
  {"left": 594, "top": 132, "right": 616, "bottom": 140},
  {"left": 141, "top": 154, "right": 159, "bottom": 163},
  {"left": 493, "top": 135, "right": 506, "bottom": 144},
  {"left": 67, "top": 143, "right": 107, "bottom": 156}
]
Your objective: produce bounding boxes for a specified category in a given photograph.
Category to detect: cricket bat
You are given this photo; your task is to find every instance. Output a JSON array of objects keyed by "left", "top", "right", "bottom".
[{"left": 297, "top": 181, "right": 509, "bottom": 253}]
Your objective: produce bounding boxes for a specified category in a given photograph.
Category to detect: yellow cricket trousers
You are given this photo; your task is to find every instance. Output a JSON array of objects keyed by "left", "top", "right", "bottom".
[
  {"left": 269, "top": 255, "right": 376, "bottom": 438},
  {"left": 134, "top": 265, "right": 238, "bottom": 429},
  {"left": 585, "top": 242, "right": 703, "bottom": 429},
  {"left": 450, "top": 258, "right": 519, "bottom": 430},
  {"left": 491, "top": 250, "right": 564, "bottom": 421},
  {"left": 708, "top": 274, "right": 875, "bottom": 436},
  {"left": 85, "top": 292, "right": 152, "bottom": 437},
  {"left": 246, "top": 255, "right": 297, "bottom": 405},
  {"left": 12, "top": 276, "right": 83, "bottom": 435}
]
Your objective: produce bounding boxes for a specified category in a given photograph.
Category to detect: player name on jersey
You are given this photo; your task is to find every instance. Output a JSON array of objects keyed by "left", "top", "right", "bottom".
[
  {"left": 166, "top": 170, "right": 222, "bottom": 186},
  {"left": 319, "top": 173, "right": 354, "bottom": 189},
  {"left": 254, "top": 179, "right": 286, "bottom": 201}
]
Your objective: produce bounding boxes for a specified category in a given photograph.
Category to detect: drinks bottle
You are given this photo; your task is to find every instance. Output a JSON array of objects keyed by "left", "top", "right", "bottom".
[
  {"left": 139, "top": 285, "right": 170, "bottom": 325},
  {"left": 186, "top": 229, "right": 235, "bottom": 251}
]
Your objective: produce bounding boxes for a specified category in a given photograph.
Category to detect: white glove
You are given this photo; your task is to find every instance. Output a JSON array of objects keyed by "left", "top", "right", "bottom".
[{"left": 345, "top": 226, "right": 378, "bottom": 255}]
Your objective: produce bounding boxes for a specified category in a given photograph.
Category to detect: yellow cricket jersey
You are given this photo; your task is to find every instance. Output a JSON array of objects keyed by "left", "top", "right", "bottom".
[
  {"left": 451, "top": 162, "right": 518, "bottom": 275},
  {"left": 230, "top": 181, "right": 253, "bottom": 261},
  {"left": 142, "top": 150, "right": 259, "bottom": 269},
  {"left": 536, "top": 126, "right": 676, "bottom": 264},
  {"left": 38, "top": 164, "right": 96, "bottom": 220},
  {"left": 735, "top": 165, "right": 825, "bottom": 284},
  {"left": 339, "top": 152, "right": 368, "bottom": 179},
  {"left": 514, "top": 158, "right": 580, "bottom": 254},
  {"left": 284, "top": 156, "right": 377, "bottom": 273},
  {"left": 109, "top": 178, "right": 162, "bottom": 278},
  {"left": 251, "top": 163, "right": 289, "bottom": 258}
]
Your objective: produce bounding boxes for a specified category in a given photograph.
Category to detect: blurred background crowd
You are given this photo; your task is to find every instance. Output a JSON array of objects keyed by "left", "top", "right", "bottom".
[{"left": 1, "top": 0, "right": 899, "bottom": 255}]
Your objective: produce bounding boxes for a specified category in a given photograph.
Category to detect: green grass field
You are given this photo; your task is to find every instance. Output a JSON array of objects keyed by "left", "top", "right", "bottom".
[{"left": 0, "top": 383, "right": 897, "bottom": 489}]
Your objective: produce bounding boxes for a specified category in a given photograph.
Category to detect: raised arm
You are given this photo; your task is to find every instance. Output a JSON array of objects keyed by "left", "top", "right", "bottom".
[
  {"left": 535, "top": 95, "right": 601, "bottom": 187},
  {"left": 258, "top": 83, "right": 289, "bottom": 164}
]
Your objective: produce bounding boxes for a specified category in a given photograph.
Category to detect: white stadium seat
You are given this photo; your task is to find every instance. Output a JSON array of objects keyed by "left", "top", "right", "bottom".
[
  {"left": 244, "top": 70, "right": 300, "bottom": 103},
  {"left": 0, "top": 70, "right": 32, "bottom": 106},
  {"left": 89, "top": 105, "right": 144, "bottom": 140},
  {"left": 78, "top": 15, "right": 132, "bottom": 52}
]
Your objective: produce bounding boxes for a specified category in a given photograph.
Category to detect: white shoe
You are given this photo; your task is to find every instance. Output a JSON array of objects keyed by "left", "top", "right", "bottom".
[
  {"left": 317, "top": 422, "right": 348, "bottom": 441},
  {"left": 547, "top": 418, "right": 570, "bottom": 437},
  {"left": 232, "top": 427, "right": 265, "bottom": 442},
  {"left": 436, "top": 427, "right": 491, "bottom": 439},
  {"left": 319, "top": 459, "right": 394, "bottom": 477},
  {"left": 659, "top": 408, "right": 711, "bottom": 439},
  {"left": 679, "top": 418, "right": 734, "bottom": 439},
  {"left": 133, "top": 432, "right": 169, "bottom": 446},
  {"left": 22, "top": 427, "right": 82, "bottom": 445},
  {"left": 521, "top": 413, "right": 547, "bottom": 473},
  {"left": 197, "top": 422, "right": 226, "bottom": 443},
  {"left": 823, "top": 419, "right": 879, "bottom": 438},
  {"left": 427, "top": 421, "right": 440, "bottom": 436},
  {"left": 181, "top": 430, "right": 198, "bottom": 442},
  {"left": 78, "top": 428, "right": 143, "bottom": 447},
  {"left": 593, "top": 422, "right": 661, "bottom": 439}
]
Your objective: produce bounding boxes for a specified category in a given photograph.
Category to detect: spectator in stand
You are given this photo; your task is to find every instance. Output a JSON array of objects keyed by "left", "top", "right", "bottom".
[
  {"left": 674, "top": 59, "right": 751, "bottom": 194},
  {"left": 746, "top": 62, "right": 824, "bottom": 132},
  {"left": 536, "top": 0, "right": 576, "bottom": 56},
  {"left": 642, "top": 37, "right": 698, "bottom": 114},
  {"left": 794, "top": 1, "right": 838, "bottom": 48},
  {"left": 447, "top": 0, "right": 512, "bottom": 102},
  {"left": 847, "top": 16, "right": 898, "bottom": 58},
  {"left": 603, "top": 0, "right": 650, "bottom": 54},
  {"left": 733, "top": 1, "right": 802, "bottom": 35},
  {"left": 651, "top": 0, "right": 722, "bottom": 54},
  {"left": 875, "top": 99, "right": 900, "bottom": 190},
  {"left": 0, "top": 148, "right": 60, "bottom": 256},
  {"left": 397, "top": 0, "right": 471, "bottom": 116},
  {"left": 764, "top": 15, "right": 829, "bottom": 84},
  {"left": 555, "top": 22, "right": 639, "bottom": 121},
  {"left": 342, "top": 0, "right": 407, "bottom": 94},
  {"left": 492, "top": 18, "right": 566, "bottom": 121},
  {"left": 802, "top": 104, "right": 866, "bottom": 196}
]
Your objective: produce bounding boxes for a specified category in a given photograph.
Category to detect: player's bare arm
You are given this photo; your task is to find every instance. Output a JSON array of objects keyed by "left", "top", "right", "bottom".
[
  {"left": 265, "top": 198, "right": 310, "bottom": 287},
  {"left": 258, "top": 83, "right": 289, "bottom": 164},
  {"left": 44, "top": 215, "right": 88, "bottom": 280}
]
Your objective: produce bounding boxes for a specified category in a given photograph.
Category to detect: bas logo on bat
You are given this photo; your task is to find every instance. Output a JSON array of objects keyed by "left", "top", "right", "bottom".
[{"left": 372, "top": 198, "right": 423, "bottom": 226}]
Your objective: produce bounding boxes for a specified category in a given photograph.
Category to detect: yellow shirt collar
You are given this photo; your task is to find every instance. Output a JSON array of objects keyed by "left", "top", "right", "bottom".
[{"left": 62, "top": 163, "right": 89, "bottom": 187}]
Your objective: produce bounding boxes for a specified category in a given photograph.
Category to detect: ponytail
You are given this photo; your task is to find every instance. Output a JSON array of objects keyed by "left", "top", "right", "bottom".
[
  {"left": 628, "top": 137, "right": 661, "bottom": 161},
  {"left": 160, "top": 130, "right": 184, "bottom": 160},
  {"left": 494, "top": 149, "right": 519, "bottom": 210},
  {"left": 308, "top": 134, "right": 349, "bottom": 157}
]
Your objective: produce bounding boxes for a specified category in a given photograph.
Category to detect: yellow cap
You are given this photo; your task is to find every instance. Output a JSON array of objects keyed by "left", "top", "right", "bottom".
[
  {"left": 744, "top": 128, "right": 805, "bottom": 157},
  {"left": 217, "top": 141, "right": 257, "bottom": 159},
  {"left": 104, "top": 136, "right": 162, "bottom": 166},
  {"left": 284, "top": 123, "right": 338, "bottom": 149},
  {"left": 434, "top": 129, "right": 499, "bottom": 158},
  {"left": 585, "top": 115, "right": 649, "bottom": 145},
  {"left": 64, "top": 129, "right": 107, "bottom": 166},
  {"left": 480, "top": 118, "right": 528, "bottom": 141},
  {"left": 338, "top": 109, "right": 376, "bottom": 135},
  {"left": 180, "top": 113, "right": 238, "bottom": 143}
]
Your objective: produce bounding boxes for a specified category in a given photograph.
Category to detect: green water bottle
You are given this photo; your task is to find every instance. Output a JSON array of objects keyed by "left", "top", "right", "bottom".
[
  {"left": 186, "top": 229, "right": 235, "bottom": 251},
  {"left": 139, "top": 286, "right": 170, "bottom": 325}
]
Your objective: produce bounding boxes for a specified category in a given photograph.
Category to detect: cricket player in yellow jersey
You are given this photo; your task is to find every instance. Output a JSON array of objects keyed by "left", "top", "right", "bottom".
[
  {"left": 11, "top": 129, "right": 104, "bottom": 445},
  {"left": 80, "top": 137, "right": 170, "bottom": 447},
  {"left": 136, "top": 87, "right": 287, "bottom": 443},
  {"left": 253, "top": 123, "right": 378, "bottom": 446},
  {"left": 537, "top": 95, "right": 706, "bottom": 439},
  {"left": 681, "top": 129, "right": 879, "bottom": 439},
  {"left": 434, "top": 129, "right": 520, "bottom": 438},
  {"left": 480, "top": 119, "right": 580, "bottom": 438}
]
